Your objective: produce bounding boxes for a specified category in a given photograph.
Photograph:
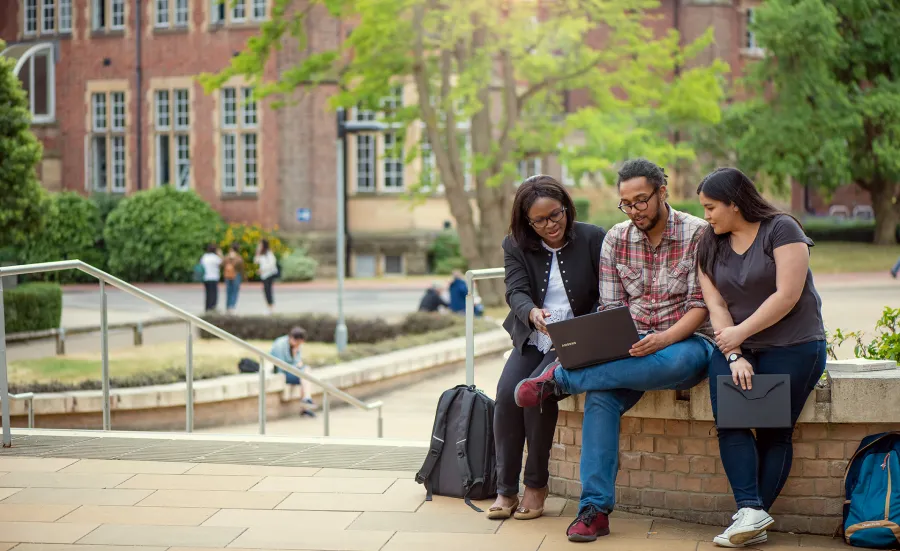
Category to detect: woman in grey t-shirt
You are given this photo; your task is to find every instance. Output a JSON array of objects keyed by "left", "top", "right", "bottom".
[{"left": 695, "top": 168, "right": 826, "bottom": 548}]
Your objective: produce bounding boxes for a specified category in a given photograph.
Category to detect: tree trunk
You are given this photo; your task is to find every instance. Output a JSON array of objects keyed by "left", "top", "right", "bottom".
[{"left": 868, "top": 181, "right": 900, "bottom": 245}]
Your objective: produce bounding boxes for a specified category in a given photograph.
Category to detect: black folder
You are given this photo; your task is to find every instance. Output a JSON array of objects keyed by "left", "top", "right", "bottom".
[{"left": 715, "top": 374, "right": 792, "bottom": 429}]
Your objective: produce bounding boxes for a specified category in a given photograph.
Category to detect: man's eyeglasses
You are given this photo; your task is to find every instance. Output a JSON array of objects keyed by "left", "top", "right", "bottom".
[
  {"left": 618, "top": 189, "right": 658, "bottom": 214},
  {"left": 529, "top": 207, "right": 566, "bottom": 229}
]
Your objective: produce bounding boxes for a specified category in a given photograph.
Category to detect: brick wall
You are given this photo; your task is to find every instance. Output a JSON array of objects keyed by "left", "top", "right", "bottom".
[{"left": 549, "top": 411, "right": 900, "bottom": 536}]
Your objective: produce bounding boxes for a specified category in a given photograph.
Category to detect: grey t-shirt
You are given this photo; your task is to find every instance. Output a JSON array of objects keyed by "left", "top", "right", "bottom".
[{"left": 711, "top": 215, "right": 825, "bottom": 348}]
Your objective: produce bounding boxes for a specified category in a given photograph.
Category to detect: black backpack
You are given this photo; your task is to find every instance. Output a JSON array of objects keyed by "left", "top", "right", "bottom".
[
  {"left": 415, "top": 384, "right": 497, "bottom": 511},
  {"left": 238, "top": 358, "right": 260, "bottom": 373}
]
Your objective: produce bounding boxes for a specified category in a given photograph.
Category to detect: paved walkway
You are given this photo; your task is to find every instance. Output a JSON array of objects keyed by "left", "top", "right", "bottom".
[{"left": 0, "top": 432, "right": 850, "bottom": 550}]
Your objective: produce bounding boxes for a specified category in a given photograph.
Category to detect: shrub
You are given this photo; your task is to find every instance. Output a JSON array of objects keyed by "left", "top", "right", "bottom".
[
  {"left": 219, "top": 223, "right": 291, "bottom": 280},
  {"left": 429, "top": 230, "right": 467, "bottom": 275},
  {"left": 20, "top": 192, "right": 103, "bottom": 283},
  {"left": 104, "top": 187, "right": 224, "bottom": 282},
  {"left": 200, "top": 311, "right": 464, "bottom": 343},
  {"left": 670, "top": 201, "right": 705, "bottom": 219},
  {"left": 0, "top": 40, "right": 45, "bottom": 248},
  {"left": 802, "top": 218, "right": 900, "bottom": 244},
  {"left": 3, "top": 283, "right": 62, "bottom": 334},
  {"left": 828, "top": 307, "right": 900, "bottom": 363},
  {"left": 573, "top": 197, "right": 591, "bottom": 220},
  {"left": 280, "top": 250, "right": 318, "bottom": 282},
  {"left": 8, "top": 365, "right": 235, "bottom": 395}
]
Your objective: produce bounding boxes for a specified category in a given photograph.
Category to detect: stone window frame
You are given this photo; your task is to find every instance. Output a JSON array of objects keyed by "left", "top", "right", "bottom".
[
  {"left": 91, "top": 0, "right": 127, "bottom": 34},
  {"left": 22, "top": 0, "right": 72, "bottom": 37},
  {"left": 154, "top": 0, "right": 190, "bottom": 30},
  {"left": 86, "top": 82, "right": 129, "bottom": 194},
  {"left": 209, "top": 0, "right": 268, "bottom": 28},
  {"left": 2, "top": 41, "right": 57, "bottom": 124},
  {"left": 740, "top": 4, "right": 765, "bottom": 59},
  {"left": 215, "top": 83, "right": 261, "bottom": 197},
  {"left": 153, "top": 87, "right": 193, "bottom": 190},
  {"left": 382, "top": 253, "right": 405, "bottom": 276}
]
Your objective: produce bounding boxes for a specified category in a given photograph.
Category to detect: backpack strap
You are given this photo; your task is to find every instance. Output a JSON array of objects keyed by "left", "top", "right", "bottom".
[
  {"left": 454, "top": 388, "right": 484, "bottom": 512},
  {"left": 415, "top": 387, "right": 464, "bottom": 500}
]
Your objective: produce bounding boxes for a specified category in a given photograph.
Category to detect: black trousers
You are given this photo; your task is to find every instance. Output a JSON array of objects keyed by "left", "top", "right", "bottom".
[
  {"left": 262, "top": 276, "right": 275, "bottom": 306},
  {"left": 203, "top": 281, "right": 218, "bottom": 311},
  {"left": 494, "top": 344, "right": 558, "bottom": 496}
]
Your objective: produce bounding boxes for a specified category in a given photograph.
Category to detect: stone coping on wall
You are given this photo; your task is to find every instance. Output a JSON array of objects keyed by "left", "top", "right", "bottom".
[
  {"left": 8, "top": 329, "right": 512, "bottom": 417},
  {"left": 557, "top": 358, "right": 900, "bottom": 424}
]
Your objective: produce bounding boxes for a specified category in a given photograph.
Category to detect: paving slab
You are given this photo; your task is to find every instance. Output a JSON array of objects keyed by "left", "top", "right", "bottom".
[
  {"left": 0, "top": 458, "right": 78, "bottom": 472},
  {"left": 201, "top": 508, "right": 359, "bottom": 530},
  {"left": 57, "top": 505, "right": 219, "bottom": 526},
  {"left": 185, "top": 464, "right": 320, "bottom": 477},
  {"left": 250, "top": 475, "right": 395, "bottom": 493},
  {"left": 228, "top": 527, "right": 394, "bottom": 551},
  {"left": 0, "top": 472, "right": 135, "bottom": 489},
  {"left": 136, "top": 489, "right": 289, "bottom": 509},
  {"left": 349, "top": 511, "right": 500, "bottom": 534},
  {"left": 1, "top": 488, "right": 154, "bottom": 506},
  {"left": 116, "top": 473, "right": 262, "bottom": 491},
  {"left": 0, "top": 503, "right": 78, "bottom": 522},
  {"left": 60, "top": 459, "right": 196, "bottom": 474},
  {"left": 0, "top": 521, "right": 99, "bottom": 544},
  {"left": 76, "top": 524, "right": 246, "bottom": 547}
]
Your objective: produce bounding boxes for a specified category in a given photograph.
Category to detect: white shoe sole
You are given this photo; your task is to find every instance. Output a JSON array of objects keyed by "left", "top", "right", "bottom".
[
  {"left": 713, "top": 531, "right": 767, "bottom": 548},
  {"left": 713, "top": 514, "right": 774, "bottom": 547}
]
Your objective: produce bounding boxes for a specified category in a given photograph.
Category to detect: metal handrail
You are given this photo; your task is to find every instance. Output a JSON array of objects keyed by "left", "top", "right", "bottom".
[
  {"left": 0, "top": 260, "right": 383, "bottom": 448},
  {"left": 464, "top": 268, "right": 506, "bottom": 386}
]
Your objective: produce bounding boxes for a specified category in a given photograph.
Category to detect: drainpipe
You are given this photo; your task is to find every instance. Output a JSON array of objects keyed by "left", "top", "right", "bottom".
[{"left": 135, "top": 0, "right": 143, "bottom": 190}]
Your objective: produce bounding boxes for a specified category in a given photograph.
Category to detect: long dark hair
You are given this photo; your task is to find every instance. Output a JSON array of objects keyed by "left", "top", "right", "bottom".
[
  {"left": 696, "top": 168, "right": 798, "bottom": 277},
  {"left": 509, "top": 175, "right": 578, "bottom": 251},
  {"left": 260, "top": 238, "right": 270, "bottom": 255}
]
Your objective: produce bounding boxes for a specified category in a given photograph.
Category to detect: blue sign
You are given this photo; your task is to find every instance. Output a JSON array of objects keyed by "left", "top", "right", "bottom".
[{"left": 296, "top": 208, "right": 311, "bottom": 222}]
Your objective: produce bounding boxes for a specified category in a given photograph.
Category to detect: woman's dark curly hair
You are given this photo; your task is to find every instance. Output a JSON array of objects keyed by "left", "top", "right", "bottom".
[{"left": 508, "top": 174, "right": 578, "bottom": 251}]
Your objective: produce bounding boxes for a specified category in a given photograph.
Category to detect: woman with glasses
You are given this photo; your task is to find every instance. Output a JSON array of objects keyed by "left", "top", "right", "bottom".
[{"left": 488, "top": 175, "right": 606, "bottom": 520}]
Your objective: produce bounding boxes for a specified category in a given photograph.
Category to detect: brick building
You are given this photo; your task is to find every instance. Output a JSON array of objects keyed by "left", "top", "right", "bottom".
[{"left": 2, "top": 0, "right": 858, "bottom": 276}]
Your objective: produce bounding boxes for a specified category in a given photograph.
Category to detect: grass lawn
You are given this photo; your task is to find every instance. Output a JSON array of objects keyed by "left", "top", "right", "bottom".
[
  {"left": 7, "top": 340, "right": 339, "bottom": 388},
  {"left": 809, "top": 242, "right": 900, "bottom": 274}
]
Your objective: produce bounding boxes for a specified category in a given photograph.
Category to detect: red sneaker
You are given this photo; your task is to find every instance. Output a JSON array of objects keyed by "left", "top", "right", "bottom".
[
  {"left": 513, "top": 360, "right": 561, "bottom": 408},
  {"left": 567, "top": 506, "right": 610, "bottom": 542}
]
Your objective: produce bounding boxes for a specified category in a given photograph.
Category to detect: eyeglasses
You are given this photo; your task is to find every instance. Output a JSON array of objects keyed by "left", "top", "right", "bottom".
[
  {"left": 529, "top": 207, "right": 566, "bottom": 229},
  {"left": 618, "top": 189, "right": 658, "bottom": 214}
]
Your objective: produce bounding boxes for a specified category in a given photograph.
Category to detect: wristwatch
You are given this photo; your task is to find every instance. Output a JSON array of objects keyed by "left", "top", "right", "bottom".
[{"left": 727, "top": 353, "right": 743, "bottom": 364}]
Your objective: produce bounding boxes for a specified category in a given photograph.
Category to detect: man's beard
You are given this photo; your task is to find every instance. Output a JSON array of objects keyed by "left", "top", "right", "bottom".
[{"left": 635, "top": 208, "right": 663, "bottom": 232}]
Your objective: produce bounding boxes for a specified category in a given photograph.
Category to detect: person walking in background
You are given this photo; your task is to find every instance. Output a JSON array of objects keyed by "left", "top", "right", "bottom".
[
  {"left": 223, "top": 243, "right": 245, "bottom": 314},
  {"left": 488, "top": 175, "right": 605, "bottom": 521},
  {"left": 255, "top": 239, "right": 278, "bottom": 315},
  {"left": 696, "top": 168, "right": 826, "bottom": 548},
  {"left": 270, "top": 326, "right": 316, "bottom": 417},
  {"left": 890, "top": 254, "right": 900, "bottom": 278},
  {"left": 448, "top": 270, "right": 467, "bottom": 314},
  {"left": 200, "top": 244, "right": 223, "bottom": 313}
]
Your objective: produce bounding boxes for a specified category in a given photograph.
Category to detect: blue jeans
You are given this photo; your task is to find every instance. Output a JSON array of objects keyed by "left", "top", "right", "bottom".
[
  {"left": 225, "top": 276, "right": 242, "bottom": 310},
  {"left": 554, "top": 336, "right": 714, "bottom": 514},
  {"left": 709, "top": 340, "right": 826, "bottom": 510},
  {"left": 892, "top": 256, "right": 900, "bottom": 275}
]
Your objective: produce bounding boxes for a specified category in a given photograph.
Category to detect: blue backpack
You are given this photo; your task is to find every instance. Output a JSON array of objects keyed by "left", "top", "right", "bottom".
[{"left": 843, "top": 431, "right": 900, "bottom": 549}]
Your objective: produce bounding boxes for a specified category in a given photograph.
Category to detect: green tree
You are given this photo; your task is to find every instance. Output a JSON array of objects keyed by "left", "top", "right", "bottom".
[
  {"left": 714, "top": 0, "right": 900, "bottom": 244},
  {"left": 203, "top": 0, "right": 725, "bottom": 303},
  {"left": 0, "top": 39, "right": 45, "bottom": 247}
]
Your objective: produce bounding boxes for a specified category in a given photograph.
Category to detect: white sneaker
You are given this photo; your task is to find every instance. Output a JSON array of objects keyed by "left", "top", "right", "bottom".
[
  {"left": 713, "top": 531, "right": 768, "bottom": 548},
  {"left": 713, "top": 508, "right": 774, "bottom": 547}
]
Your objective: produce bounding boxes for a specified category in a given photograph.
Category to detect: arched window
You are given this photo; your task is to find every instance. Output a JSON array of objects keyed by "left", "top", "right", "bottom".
[{"left": 1, "top": 42, "right": 56, "bottom": 124}]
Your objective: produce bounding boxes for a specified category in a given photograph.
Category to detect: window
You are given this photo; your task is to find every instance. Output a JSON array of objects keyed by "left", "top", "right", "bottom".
[
  {"left": 356, "top": 134, "right": 376, "bottom": 192},
  {"left": 89, "top": 90, "right": 127, "bottom": 193},
  {"left": 211, "top": 0, "right": 225, "bottom": 23},
  {"left": 354, "top": 254, "right": 377, "bottom": 278},
  {"left": 41, "top": 0, "right": 55, "bottom": 33},
  {"left": 745, "top": 8, "right": 757, "bottom": 49},
  {"left": 25, "top": 0, "right": 70, "bottom": 35},
  {"left": 93, "top": 0, "right": 125, "bottom": 31},
  {"left": 251, "top": 0, "right": 266, "bottom": 20},
  {"left": 25, "top": 0, "right": 38, "bottom": 34},
  {"left": 220, "top": 86, "right": 259, "bottom": 194},
  {"left": 518, "top": 158, "right": 542, "bottom": 181},
  {"left": 157, "top": 0, "right": 189, "bottom": 27},
  {"left": 232, "top": 0, "right": 245, "bottom": 21},
  {"left": 384, "top": 255, "right": 404, "bottom": 275},
  {"left": 154, "top": 87, "right": 191, "bottom": 189},
  {"left": 12, "top": 44, "right": 56, "bottom": 123},
  {"left": 420, "top": 127, "right": 436, "bottom": 190},
  {"left": 383, "top": 132, "right": 404, "bottom": 192}
]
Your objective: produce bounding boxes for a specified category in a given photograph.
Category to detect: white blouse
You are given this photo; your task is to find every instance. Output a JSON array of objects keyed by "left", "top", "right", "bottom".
[{"left": 528, "top": 242, "right": 574, "bottom": 353}]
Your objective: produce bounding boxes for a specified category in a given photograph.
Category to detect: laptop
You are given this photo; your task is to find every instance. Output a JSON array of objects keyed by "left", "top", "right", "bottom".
[{"left": 545, "top": 306, "right": 640, "bottom": 370}]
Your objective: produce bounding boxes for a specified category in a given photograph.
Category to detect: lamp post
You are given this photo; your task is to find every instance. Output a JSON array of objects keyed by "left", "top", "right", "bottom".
[{"left": 335, "top": 108, "right": 388, "bottom": 353}]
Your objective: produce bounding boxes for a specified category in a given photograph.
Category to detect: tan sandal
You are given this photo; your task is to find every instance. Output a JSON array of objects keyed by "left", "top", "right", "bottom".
[
  {"left": 486, "top": 497, "right": 519, "bottom": 520},
  {"left": 513, "top": 487, "right": 548, "bottom": 520}
]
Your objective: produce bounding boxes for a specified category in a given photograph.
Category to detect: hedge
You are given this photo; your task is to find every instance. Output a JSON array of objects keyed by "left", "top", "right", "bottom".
[
  {"left": 428, "top": 230, "right": 467, "bottom": 275},
  {"left": 3, "top": 283, "right": 62, "bottom": 334},
  {"left": 199, "top": 311, "right": 461, "bottom": 343},
  {"left": 573, "top": 197, "right": 591, "bottom": 220},
  {"left": 801, "top": 218, "right": 900, "bottom": 244}
]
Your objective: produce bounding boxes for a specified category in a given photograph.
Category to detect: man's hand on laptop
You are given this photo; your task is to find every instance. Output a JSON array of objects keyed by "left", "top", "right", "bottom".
[
  {"left": 629, "top": 331, "right": 672, "bottom": 357},
  {"left": 529, "top": 307, "right": 552, "bottom": 335}
]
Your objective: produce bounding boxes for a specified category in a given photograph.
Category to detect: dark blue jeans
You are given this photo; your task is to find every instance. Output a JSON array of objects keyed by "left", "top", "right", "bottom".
[
  {"left": 225, "top": 275, "right": 242, "bottom": 310},
  {"left": 554, "top": 336, "right": 714, "bottom": 514},
  {"left": 709, "top": 340, "right": 827, "bottom": 510}
]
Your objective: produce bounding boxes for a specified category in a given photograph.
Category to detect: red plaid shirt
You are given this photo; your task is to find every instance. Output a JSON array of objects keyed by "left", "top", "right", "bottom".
[{"left": 599, "top": 206, "right": 713, "bottom": 338}]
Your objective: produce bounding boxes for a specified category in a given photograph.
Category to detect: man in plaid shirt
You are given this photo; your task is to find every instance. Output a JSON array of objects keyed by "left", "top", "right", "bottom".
[{"left": 515, "top": 159, "right": 715, "bottom": 542}]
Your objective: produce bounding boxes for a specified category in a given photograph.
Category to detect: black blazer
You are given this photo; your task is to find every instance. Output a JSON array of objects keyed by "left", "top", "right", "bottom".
[{"left": 502, "top": 221, "right": 606, "bottom": 352}]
